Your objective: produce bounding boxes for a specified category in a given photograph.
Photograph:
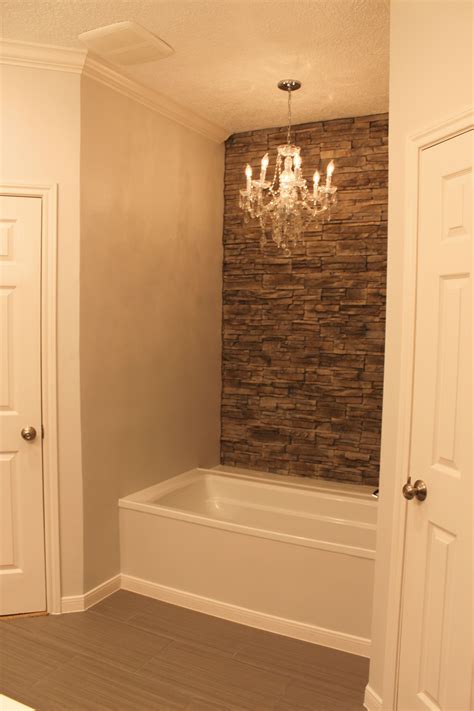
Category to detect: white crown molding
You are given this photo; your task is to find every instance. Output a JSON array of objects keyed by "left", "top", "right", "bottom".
[
  {"left": 0, "top": 39, "right": 228, "bottom": 144},
  {"left": 0, "top": 38, "right": 86, "bottom": 73},
  {"left": 82, "top": 55, "right": 229, "bottom": 144}
]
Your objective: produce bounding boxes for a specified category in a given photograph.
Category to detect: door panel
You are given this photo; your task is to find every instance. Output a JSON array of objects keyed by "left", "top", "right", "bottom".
[
  {"left": 397, "top": 131, "right": 472, "bottom": 710},
  {"left": 0, "top": 195, "right": 45, "bottom": 614},
  {"left": 433, "top": 274, "right": 469, "bottom": 472},
  {"left": 0, "top": 453, "right": 17, "bottom": 566}
]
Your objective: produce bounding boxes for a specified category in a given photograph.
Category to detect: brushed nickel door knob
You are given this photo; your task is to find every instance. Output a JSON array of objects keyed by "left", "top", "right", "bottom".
[
  {"left": 21, "top": 426, "right": 37, "bottom": 441},
  {"left": 402, "top": 477, "right": 427, "bottom": 502}
]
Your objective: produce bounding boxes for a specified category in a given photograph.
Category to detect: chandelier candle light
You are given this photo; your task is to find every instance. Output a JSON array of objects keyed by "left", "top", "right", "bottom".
[{"left": 239, "top": 80, "right": 337, "bottom": 254}]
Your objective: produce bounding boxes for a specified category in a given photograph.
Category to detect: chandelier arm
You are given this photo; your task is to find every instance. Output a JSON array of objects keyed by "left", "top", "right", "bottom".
[{"left": 239, "top": 79, "right": 337, "bottom": 253}]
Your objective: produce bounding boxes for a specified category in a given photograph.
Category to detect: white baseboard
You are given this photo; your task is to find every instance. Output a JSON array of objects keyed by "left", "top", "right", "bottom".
[
  {"left": 60, "top": 571, "right": 371, "bottom": 658},
  {"left": 61, "top": 574, "right": 121, "bottom": 613},
  {"left": 121, "top": 573, "right": 371, "bottom": 658},
  {"left": 364, "top": 684, "right": 383, "bottom": 711}
]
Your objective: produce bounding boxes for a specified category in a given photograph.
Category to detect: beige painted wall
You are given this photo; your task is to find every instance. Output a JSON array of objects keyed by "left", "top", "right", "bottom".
[
  {"left": 367, "top": 0, "right": 472, "bottom": 705},
  {"left": 0, "top": 64, "right": 84, "bottom": 596},
  {"left": 80, "top": 71, "right": 224, "bottom": 590}
]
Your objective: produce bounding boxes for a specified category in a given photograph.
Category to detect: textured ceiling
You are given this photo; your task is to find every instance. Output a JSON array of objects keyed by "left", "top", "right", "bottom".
[{"left": 1, "top": 0, "right": 390, "bottom": 134}]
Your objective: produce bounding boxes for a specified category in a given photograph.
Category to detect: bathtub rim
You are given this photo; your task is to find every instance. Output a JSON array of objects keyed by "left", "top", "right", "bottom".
[
  {"left": 212, "top": 464, "right": 376, "bottom": 499},
  {"left": 119, "top": 467, "right": 377, "bottom": 560}
]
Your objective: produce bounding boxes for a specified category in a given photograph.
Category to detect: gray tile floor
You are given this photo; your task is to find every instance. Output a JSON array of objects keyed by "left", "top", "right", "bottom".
[{"left": 0, "top": 591, "right": 368, "bottom": 710}]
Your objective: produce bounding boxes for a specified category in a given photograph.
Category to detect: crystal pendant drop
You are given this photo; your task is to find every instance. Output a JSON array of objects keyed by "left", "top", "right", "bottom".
[{"left": 239, "top": 80, "right": 337, "bottom": 254}]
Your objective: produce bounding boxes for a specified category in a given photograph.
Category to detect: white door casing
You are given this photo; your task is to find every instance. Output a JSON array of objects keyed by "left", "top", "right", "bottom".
[
  {"left": 0, "top": 195, "right": 46, "bottom": 614},
  {"left": 397, "top": 131, "right": 472, "bottom": 709}
]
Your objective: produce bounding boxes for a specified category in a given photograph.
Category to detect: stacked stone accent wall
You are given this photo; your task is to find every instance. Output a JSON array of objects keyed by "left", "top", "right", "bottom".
[{"left": 221, "top": 113, "right": 388, "bottom": 486}]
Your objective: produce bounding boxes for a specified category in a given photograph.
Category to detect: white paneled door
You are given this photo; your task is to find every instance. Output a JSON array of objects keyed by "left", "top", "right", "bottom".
[
  {"left": 397, "top": 131, "right": 472, "bottom": 709},
  {"left": 0, "top": 196, "right": 46, "bottom": 614}
]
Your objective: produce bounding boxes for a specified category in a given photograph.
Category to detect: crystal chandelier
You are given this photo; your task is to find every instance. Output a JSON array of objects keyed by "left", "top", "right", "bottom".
[{"left": 239, "top": 80, "right": 337, "bottom": 254}]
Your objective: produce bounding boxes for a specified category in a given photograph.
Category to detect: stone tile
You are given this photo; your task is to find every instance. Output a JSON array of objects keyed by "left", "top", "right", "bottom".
[{"left": 222, "top": 113, "right": 388, "bottom": 487}]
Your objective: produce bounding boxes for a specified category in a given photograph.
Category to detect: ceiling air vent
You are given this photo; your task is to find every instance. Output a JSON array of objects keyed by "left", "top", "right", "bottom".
[{"left": 78, "top": 21, "right": 174, "bottom": 65}]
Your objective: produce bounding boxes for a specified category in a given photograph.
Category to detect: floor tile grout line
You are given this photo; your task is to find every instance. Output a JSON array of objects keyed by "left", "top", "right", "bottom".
[
  {"left": 29, "top": 651, "right": 85, "bottom": 690},
  {"left": 3, "top": 617, "right": 177, "bottom": 680},
  {"left": 87, "top": 607, "right": 163, "bottom": 630},
  {"left": 0, "top": 618, "right": 79, "bottom": 654},
  {"left": 129, "top": 660, "right": 283, "bottom": 711},
  {"left": 172, "top": 683, "right": 285, "bottom": 711},
  {"left": 85, "top": 608, "right": 141, "bottom": 624},
  {"left": 88, "top": 596, "right": 158, "bottom": 625},
  {"left": 132, "top": 637, "right": 175, "bottom": 674},
  {"left": 231, "top": 639, "right": 248, "bottom": 658},
  {"left": 117, "top": 614, "right": 249, "bottom": 657},
  {"left": 80, "top": 608, "right": 181, "bottom": 650},
  {"left": 87, "top": 613, "right": 256, "bottom": 663},
  {"left": 106, "top": 607, "right": 162, "bottom": 628},
  {"left": 220, "top": 651, "right": 295, "bottom": 689},
  {"left": 2, "top": 592, "right": 368, "bottom": 711},
  {"left": 130, "top": 635, "right": 293, "bottom": 705}
]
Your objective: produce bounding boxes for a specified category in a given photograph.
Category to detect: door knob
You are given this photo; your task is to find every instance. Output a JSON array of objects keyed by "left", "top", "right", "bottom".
[
  {"left": 402, "top": 477, "right": 427, "bottom": 502},
  {"left": 21, "top": 426, "right": 37, "bottom": 442}
]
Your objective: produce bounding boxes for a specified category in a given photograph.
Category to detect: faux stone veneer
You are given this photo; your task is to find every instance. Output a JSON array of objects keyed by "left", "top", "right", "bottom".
[{"left": 220, "top": 114, "right": 388, "bottom": 486}]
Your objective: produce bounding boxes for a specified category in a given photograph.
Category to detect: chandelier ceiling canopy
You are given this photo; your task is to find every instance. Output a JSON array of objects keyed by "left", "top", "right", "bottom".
[{"left": 239, "top": 80, "right": 337, "bottom": 255}]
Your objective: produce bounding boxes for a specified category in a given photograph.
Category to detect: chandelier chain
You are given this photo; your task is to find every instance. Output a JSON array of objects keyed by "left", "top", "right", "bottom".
[{"left": 286, "top": 90, "right": 292, "bottom": 145}]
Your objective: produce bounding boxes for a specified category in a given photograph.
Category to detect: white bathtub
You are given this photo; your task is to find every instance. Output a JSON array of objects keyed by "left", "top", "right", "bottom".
[{"left": 119, "top": 466, "right": 377, "bottom": 657}]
